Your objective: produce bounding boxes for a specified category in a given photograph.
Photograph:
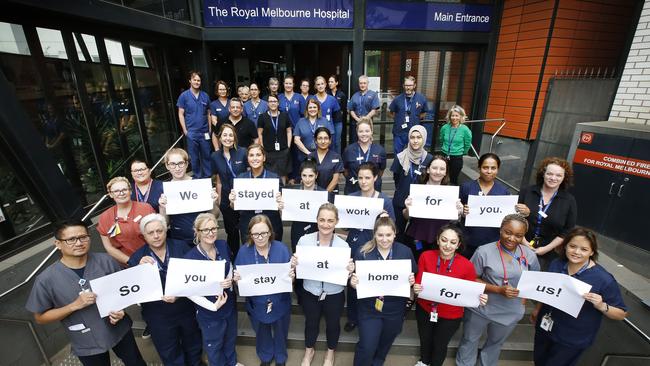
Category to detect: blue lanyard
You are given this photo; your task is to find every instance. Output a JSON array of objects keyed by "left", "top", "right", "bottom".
[
  {"left": 269, "top": 112, "right": 280, "bottom": 135},
  {"left": 133, "top": 181, "right": 151, "bottom": 203},
  {"left": 197, "top": 243, "right": 222, "bottom": 261},
  {"left": 249, "top": 169, "right": 267, "bottom": 179},
  {"left": 436, "top": 253, "right": 455, "bottom": 273},
  {"left": 309, "top": 120, "right": 318, "bottom": 134},
  {"left": 253, "top": 244, "right": 271, "bottom": 264},
  {"left": 376, "top": 247, "right": 393, "bottom": 260},
  {"left": 149, "top": 247, "right": 170, "bottom": 273},
  {"left": 498, "top": 242, "right": 528, "bottom": 267},
  {"left": 225, "top": 155, "right": 237, "bottom": 179},
  {"left": 562, "top": 260, "right": 590, "bottom": 277},
  {"left": 358, "top": 145, "right": 371, "bottom": 163},
  {"left": 404, "top": 96, "right": 412, "bottom": 114},
  {"left": 409, "top": 161, "right": 421, "bottom": 182},
  {"left": 535, "top": 191, "right": 558, "bottom": 236},
  {"left": 447, "top": 127, "right": 459, "bottom": 155}
]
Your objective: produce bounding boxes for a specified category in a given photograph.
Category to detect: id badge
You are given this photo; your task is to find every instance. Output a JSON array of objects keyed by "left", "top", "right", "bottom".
[
  {"left": 540, "top": 314, "right": 553, "bottom": 331},
  {"left": 374, "top": 298, "right": 384, "bottom": 312},
  {"left": 401, "top": 123, "right": 408, "bottom": 129},
  {"left": 430, "top": 311, "right": 438, "bottom": 322},
  {"left": 319, "top": 292, "right": 327, "bottom": 301},
  {"left": 204, "top": 133, "right": 210, "bottom": 140},
  {"left": 266, "top": 301, "right": 273, "bottom": 314},
  {"left": 326, "top": 115, "right": 331, "bottom": 121},
  {"left": 405, "top": 115, "right": 410, "bottom": 123},
  {"left": 414, "top": 169, "right": 422, "bottom": 175},
  {"left": 133, "top": 215, "right": 142, "bottom": 223},
  {"left": 538, "top": 210, "right": 548, "bottom": 218},
  {"left": 255, "top": 210, "right": 263, "bottom": 214}
]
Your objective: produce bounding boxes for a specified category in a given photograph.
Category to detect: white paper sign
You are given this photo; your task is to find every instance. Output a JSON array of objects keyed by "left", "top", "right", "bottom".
[
  {"left": 233, "top": 178, "right": 280, "bottom": 211},
  {"left": 90, "top": 263, "right": 163, "bottom": 317},
  {"left": 163, "top": 178, "right": 213, "bottom": 215},
  {"left": 236, "top": 263, "right": 292, "bottom": 297},
  {"left": 164, "top": 258, "right": 225, "bottom": 297},
  {"left": 355, "top": 259, "right": 412, "bottom": 299},
  {"left": 295, "top": 246, "right": 351, "bottom": 286},
  {"left": 418, "top": 272, "right": 486, "bottom": 308},
  {"left": 517, "top": 271, "right": 592, "bottom": 318},
  {"left": 334, "top": 195, "right": 384, "bottom": 230},
  {"left": 465, "top": 195, "right": 518, "bottom": 227},
  {"left": 281, "top": 189, "right": 330, "bottom": 222},
  {"left": 409, "top": 184, "right": 460, "bottom": 220}
]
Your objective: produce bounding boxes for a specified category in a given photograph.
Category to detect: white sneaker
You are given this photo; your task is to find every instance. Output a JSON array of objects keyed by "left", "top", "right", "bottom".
[{"left": 414, "top": 362, "right": 429, "bottom": 366}]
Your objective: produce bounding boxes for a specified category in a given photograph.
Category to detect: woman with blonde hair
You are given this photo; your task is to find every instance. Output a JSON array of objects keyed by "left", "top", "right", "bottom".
[
  {"left": 438, "top": 105, "right": 472, "bottom": 184},
  {"left": 342, "top": 117, "right": 386, "bottom": 194}
]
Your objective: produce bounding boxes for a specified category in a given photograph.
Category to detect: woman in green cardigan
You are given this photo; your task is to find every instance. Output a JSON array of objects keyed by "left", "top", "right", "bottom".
[{"left": 439, "top": 105, "right": 472, "bottom": 184}]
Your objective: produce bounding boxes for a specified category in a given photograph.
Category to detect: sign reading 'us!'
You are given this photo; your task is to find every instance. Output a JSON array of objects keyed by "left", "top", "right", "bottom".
[{"left": 203, "top": 0, "right": 354, "bottom": 28}]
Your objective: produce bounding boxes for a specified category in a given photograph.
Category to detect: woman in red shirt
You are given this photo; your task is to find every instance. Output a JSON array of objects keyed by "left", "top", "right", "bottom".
[{"left": 413, "top": 224, "right": 488, "bottom": 366}]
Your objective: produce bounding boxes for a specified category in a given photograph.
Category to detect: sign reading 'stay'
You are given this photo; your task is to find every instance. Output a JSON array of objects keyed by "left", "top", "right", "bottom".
[
  {"left": 236, "top": 263, "right": 293, "bottom": 297},
  {"left": 233, "top": 178, "right": 280, "bottom": 211},
  {"left": 334, "top": 195, "right": 384, "bottom": 230}
]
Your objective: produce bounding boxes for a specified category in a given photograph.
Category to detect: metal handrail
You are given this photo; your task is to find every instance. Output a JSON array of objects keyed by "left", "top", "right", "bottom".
[
  {"left": 623, "top": 318, "right": 650, "bottom": 345},
  {"left": 0, "top": 135, "right": 183, "bottom": 301}
]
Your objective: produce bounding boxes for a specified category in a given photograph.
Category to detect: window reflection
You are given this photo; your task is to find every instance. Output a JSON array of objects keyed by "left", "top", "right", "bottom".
[{"left": 36, "top": 27, "right": 68, "bottom": 59}]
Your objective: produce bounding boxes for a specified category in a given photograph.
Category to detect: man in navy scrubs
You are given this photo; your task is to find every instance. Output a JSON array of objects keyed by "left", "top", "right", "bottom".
[{"left": 177, "top": 71, "right": 212, "bottom": 178}]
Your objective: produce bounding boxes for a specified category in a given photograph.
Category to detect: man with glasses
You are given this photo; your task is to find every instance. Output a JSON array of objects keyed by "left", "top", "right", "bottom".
[
  {"left": 214, "top": 97, "right": 259, "bottom": 150},
  {"left": 177, "top": 71, "right": 212, "bottom": 178},
  {"left": 389, "top": 76, "right": 430, "bottom": 154},
  {"left": 26, "top": 219, "right": 147, "bottom": 366},
  {"left": 98, "top": 177, "right": 155, "bottom": 266}
]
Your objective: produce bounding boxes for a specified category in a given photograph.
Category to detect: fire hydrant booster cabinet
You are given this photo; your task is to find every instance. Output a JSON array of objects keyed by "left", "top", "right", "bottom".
[{"left": 567, "top": 121, "right": 650, "bottom": 252}]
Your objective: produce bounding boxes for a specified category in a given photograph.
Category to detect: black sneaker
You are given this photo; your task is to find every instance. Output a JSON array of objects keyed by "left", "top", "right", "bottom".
[
  {"left": 142, "top": 326, "right": 151, "bottom": 339},
  {"left": 344, "top": 321, "right": 357, "bottom": 332}
]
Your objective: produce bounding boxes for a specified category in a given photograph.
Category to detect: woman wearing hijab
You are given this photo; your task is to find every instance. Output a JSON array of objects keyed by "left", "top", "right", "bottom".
[{"left": 390, "top": 125, "right": 433, "bottom": 246}]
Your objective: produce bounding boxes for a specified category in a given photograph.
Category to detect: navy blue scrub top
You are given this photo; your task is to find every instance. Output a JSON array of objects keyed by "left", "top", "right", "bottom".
[
  {"left": 184, "top": 239, "right": 236, "bottom": 321},
  {"left": 314, "top": 94, "right": 341, "bottom": 125},
  {"left": 328, "top": 89, "right": 347, "bottom": 123},
  {"left": 342, "top": 142, "right": 387, "bottom": 194},
  {"left": 354, "top": 241, "right": 417, "bottom": 317},
  {"left": 236, "top": 169, "right": 283, "bottom": 239},
  {"left": 166, "top": 176, "right": 209, "bottom": 243},
  {"left": 459, "top": 179, "right": 510, "bottom": 248},
  {"left": 388, "top": 92, "right": 430, "bottom": 136},
  {"left": 345, "top": 191, "right": 396, "bottom": 252},
  {"left": 308, "top": 149, "right": 344, "bottom": 193},
  {"left": 177, "top": 89, "right": 209, "bottom": 133},
  {"left": 234, "top": 240, "right": 292, "bottom": 323},
  {"left": 347, "top": 90, "right": 380, "bottom": 118},
  {"left": 211, "top": 147, "right": 248, "bottom": 207},
  {"left": 293, "top": 117, "right": 334, "bottom": 152},
  {"left": 243, "top": 99, "right": 269, "bottom": 127},
  {"left": 209, "top": 99, "right": 230, "bottom": 122},
  {"left": 127, "top": 239, "right": 195, "bottom": 320},
  {"left": 131, "top": 179, "right": 164, "bottom": 212},
  {"left": 279, "top": 92, "right": 305, "bottom": 128},
  {"left": 390, "top": 153, "right": 434, "bottom": 209}
]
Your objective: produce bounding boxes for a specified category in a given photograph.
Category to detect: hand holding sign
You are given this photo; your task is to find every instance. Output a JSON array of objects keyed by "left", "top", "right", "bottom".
[
  {"left": 355, "top": 259, "right": 412, "bottom": 299},
  {"left": 281, "top": 189, "right": 329, "bottom": 222},
  {"left": 417, "top": 272, "right": 486, "bottom": 307},
  {"left": 295, "top": 246, "right": 351, "bottom": 286},
  {"left": 465, "top": 195, "right": 518, "bottom": 227},
  {"left": 164, "top": 258, "right": 225, "bottom": 297},
  {"left": 236, "top": 263, "right": 293, "bottom": 297},
  {"left": 233, "top": 178, "right": 280, "bottom": 211},
  {"left": 408, "top": 185, "right": 460, "bottom": 220},
  {"left": 90, "top": 263, "right": 163, "bottom": 317},
  {"left": 335, "top": 195, "right": 384, "bottom": 230},
  {"left": 163, "top": 178, "right": 214, "bottom": 215},
  {"left": 517, "top": 271, "right": 592, "bottom": 318}
]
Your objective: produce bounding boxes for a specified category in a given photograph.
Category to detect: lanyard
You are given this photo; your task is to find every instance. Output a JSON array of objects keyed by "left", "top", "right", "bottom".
[
  {"left": 436, "top": 253, "right": 455, "bottom": 273},
  {"left": 562, "top": 260, "right": 590, "bottom": 277},
  {"left": 535, "top": 191, "right": 558, "bottom": 236},
  {"left": 316, "top": 233, "right": 333, "bottom": 247},
  {"left": 376, "top": 247, "right": 393, "bottom": 260},
  {"left": 225, "top": 154, "right": 237, "bottom": 179},
  {"left": 447, "top": 127, "right": 459, "bottom": 155},
  {"left": 254, "top": 243, "right": 271, "bottom": 264},
  {"left": 358, "top": 145, "right": 371, "bottom": 163},
  {"left": 269, "top": 112, "right": 280, "bottom": 138},
  {"left": 309, "top": 120, "right": 318, "bottom": 134},
  {"left": 149, "top": 247, "right": 170, "bottom": 273},
  {"left": 249, "top": 169, "right": 267, "bottom": 179},
  {"left": 197, "top": 243, "right": 222, "bottom": 261},
  {"left": 404, "top": 95, "right": 412, "bottom": 114},
  {"left": 496, "top": 241, "right": 527, "bottom": 285},
  {"left": 134, "top": 181, "right": 151, "bottom": 203},
  {"left": 409, "top": 161, "right": 421, "bottom": 182}
]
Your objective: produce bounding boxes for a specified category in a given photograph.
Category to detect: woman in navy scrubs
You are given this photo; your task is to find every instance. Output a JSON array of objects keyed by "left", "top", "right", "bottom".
[
  {"left": 185, "top": 213, "right": 242, "bottom": 366},
  {"left": 327, "top": 74, "right": 347, "bottom": 154},
  {"left": 390, "top": 125, "right": 433, "bottom": 246},
  {"left": 350, "top": 217, "right": 417, "bottom": 366},
  {"left": 313, "top": 76, "right": 340, "bottom": 132},
  {"left": 531, "top": 228, "right": 627, "bottom": 366},
  {"left": 403, "top": 155, "right": 462, "bottom": 259},
  {"left": 127, "top": 213, "right": 202, "bottom": 366},
  {"left": 279, "top": 75, "right": 304, "bottom": 129},
  {"left": 343, "top": 117, "right": 386, "bottom": 194},
  {"left": 234, "top": 214, "right": 295, "bottom": 366},
  {"left": 344, "top": 162, "right": 395, "bottom": 332},
  {"left": 159, "top": 148, "right": 218, "bottom": 247},
  {"left": 308, "top": 127, "right": 344, "bottom": 193},
  {"left": 286, "top": 159, "right": 326, "bottom": 250},
  {"left": 299, "top": 78, "right": 313, "bottom": 104},
  {"left": 294, "top": 98, "right": 335, "bottom": 170},
  {"left": 210, "top": 80, "right": 230, "bottom": 124},
  {"left": 211, "top": 124, "right": 248, "bottom": 256},
  {"left": 243, "top": 82, "right": 268, "bottom": 128},
  {"left": 130, "top": 159, "right": 163, "bottom": 212},
  {"left": 229, "top": 144, "right": 284, "bottom": 242}
]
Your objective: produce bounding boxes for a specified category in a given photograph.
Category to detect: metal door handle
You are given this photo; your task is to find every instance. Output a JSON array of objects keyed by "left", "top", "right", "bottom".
[
  {"left": 617, "top": 184, "right": 625, "bottom": 197},
  {"left": 609, "top": 182, "right": 616, "bottom": 195}
]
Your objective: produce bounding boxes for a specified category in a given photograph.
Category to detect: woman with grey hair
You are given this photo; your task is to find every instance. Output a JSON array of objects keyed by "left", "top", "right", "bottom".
[{"left": 127, "top": 213, "right": 203, "bottom": 365}]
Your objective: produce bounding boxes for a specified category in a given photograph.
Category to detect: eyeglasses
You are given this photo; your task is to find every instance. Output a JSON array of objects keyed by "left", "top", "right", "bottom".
[
  {"left": 110, "top": 188, "right": 130, "bottom": 195},
  {"left": 57, "top": 235, "right": 91, "bottom": 246},
  {"left": 250, "top": 232, "right": 270, "bottom": 239},
  {"left": 199, "top": 227, "right": 218, "bottom": 235},
  {"left": 131, "top": 167, "right": 148, "bottom": 173},
  {"left": 167, "top": 161, "right": 187, "bottom": 169}
]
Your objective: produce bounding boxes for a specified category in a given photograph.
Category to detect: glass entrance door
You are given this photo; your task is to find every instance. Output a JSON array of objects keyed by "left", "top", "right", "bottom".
[{"left": 364, "top": 48, "right": 480, "bottom": 154}]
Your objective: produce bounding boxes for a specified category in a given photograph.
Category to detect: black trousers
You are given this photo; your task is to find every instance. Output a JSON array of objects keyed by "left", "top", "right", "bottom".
[
  {"left": 415, "top": 305, "right": 462, "bottom": 366},
  {"left": 220, "top": 203, "right": 241, "bottom": 257},
  {"left": 447, "top": 155, "right": 464, "bottom": 185},
  {"left": 302, "top": 290, "right": 345, "bottom": 349},
  {"left": 77, "top": 330, "right": 146, "bottom": 366}
]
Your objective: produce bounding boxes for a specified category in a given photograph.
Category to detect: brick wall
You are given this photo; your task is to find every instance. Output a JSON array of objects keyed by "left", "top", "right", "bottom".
[
  {"left": 485, "top": 0, "right": 636, "bottom": 139},
  {"left": 609, "top": 1, "right": 650, "bottom": 124}
]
